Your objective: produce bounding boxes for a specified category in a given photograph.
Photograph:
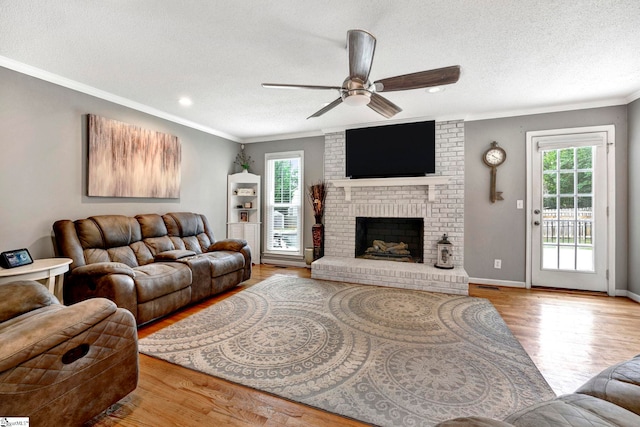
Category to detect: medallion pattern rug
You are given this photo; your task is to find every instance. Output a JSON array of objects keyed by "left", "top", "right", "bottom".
[{"left": 139, "top": 276, "right": 554, "bottom": 426}]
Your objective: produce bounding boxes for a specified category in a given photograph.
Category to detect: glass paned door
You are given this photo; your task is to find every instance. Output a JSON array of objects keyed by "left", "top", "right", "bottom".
[{"left": 530, "top": 130, "right": 609, "bottom": 293}]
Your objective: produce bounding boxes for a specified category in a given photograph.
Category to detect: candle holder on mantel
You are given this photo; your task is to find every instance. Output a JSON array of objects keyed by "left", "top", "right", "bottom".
[{"left": 435, "top": 233, "right": 454, "bottom": 269}]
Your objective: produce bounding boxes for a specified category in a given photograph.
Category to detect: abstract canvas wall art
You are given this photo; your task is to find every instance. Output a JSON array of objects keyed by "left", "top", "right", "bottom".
[{"left": 88, "top": 114, "right": 181, "bottom": 198}]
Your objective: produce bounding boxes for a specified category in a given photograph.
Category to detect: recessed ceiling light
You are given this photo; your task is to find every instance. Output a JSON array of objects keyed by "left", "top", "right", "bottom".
[
  {"left": 427, "top": 87, "right": 443, "bottom": 93},
  {"left": 178, "top": 97, "right": 193, "bottom": 106}
]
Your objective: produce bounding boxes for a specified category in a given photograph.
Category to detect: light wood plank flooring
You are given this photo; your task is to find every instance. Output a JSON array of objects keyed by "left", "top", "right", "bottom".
[{"left": 88, "top": 265, "right": 640, "bottom": 426}]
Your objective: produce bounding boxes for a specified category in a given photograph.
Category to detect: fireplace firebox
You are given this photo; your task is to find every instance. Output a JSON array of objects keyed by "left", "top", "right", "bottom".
[{"left": 355, "top": 217, "right": 424, "bottom": 263}]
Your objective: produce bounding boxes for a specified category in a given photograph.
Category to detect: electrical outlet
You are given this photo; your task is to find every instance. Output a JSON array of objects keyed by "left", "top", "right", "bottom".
[{"left": 494, "top": 259, "right": 502, "bottom": 269}]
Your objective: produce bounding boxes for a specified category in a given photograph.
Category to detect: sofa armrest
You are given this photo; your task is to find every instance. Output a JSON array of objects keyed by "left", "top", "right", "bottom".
[
  {"left": 72, "top": 262, "right": 135, "bottom": 278},
  {"left": 155, "top": 249, "right": 196, "bottom": 261},
  {"left": 0, "top": 298, "right": 117, "bottom": 371},
  {"left": 208, "top": 239, "right": 248, "bottom": 252}
]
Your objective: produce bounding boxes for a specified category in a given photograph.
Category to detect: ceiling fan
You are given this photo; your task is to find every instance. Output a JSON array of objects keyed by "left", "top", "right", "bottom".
[{"left": 262, "top": 29, "right": 460, "bottom": 119}]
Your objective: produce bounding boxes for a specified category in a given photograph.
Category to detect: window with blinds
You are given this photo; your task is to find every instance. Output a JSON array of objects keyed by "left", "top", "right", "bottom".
[{"left": 264, "top": 151, "right": 304, "bottom": 256}]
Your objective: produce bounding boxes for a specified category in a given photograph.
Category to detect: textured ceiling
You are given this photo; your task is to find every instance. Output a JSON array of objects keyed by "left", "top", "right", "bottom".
[{"left": 2, "top": 1, "right": 639, "bottom": 142}]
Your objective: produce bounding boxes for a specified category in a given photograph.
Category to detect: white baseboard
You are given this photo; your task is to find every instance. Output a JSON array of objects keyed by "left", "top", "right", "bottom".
[
  {"left": 623, "top": 289, "right": 640, "bottom": 303},
  {"left": 261, "top": 258, "right": 308, "bottom": 268},
  {"left": 470, "top": 279, "right": 640, "bottom": 303},
  {"left": 469, "top": 277, "right": 527, "bottom": 288}
]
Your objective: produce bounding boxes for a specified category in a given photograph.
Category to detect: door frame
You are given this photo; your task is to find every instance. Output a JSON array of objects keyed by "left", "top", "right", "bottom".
[{"left": 525, "top": 125, "right": 616, "bottom": 295}]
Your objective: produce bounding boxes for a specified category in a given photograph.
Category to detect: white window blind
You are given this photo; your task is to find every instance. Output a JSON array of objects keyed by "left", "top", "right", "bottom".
[{"left": 264, "top": 151, "right": 304, "bottom": 256}]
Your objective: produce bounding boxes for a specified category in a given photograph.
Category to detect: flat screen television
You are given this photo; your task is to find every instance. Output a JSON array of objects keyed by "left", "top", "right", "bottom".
[{"left": 345, "top": 120, "right": 436, "bottom": 179}]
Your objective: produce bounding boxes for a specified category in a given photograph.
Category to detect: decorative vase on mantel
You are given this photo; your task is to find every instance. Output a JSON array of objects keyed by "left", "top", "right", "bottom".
[{"left": 312, "top": 215, "right": 324, "bottom": 260}]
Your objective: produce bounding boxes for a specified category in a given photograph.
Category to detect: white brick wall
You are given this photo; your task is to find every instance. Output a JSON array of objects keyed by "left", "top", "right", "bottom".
[{"left": 323, "top": 120, "right": 465, "bottom": 266}]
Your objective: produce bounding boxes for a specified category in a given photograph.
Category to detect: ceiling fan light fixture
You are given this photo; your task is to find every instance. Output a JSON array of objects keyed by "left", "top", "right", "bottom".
[
  {"left": 342, "top": 89, "right": 371, "bottom": 107},
  {"left": 343, "top": 94, "right": 371, "bottom": 107}
]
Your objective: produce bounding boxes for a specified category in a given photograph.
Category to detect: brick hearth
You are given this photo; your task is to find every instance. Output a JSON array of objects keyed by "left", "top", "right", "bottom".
[{"left": 313, "top": 256, "right": 469, "bottom": 295}]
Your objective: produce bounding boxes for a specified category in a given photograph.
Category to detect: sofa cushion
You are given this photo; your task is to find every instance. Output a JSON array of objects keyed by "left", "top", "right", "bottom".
[
  {"left": 576, "top": 355, "right": 640, "bottom": 416},
  {"left": 93, "top": 215, "right": 142, "bottom": 247},
  {"left": 136, "top": 214, "right": 168, "bottom": 238},
  {"left": 504, "top": 394, "right": 640, "bottom": 426},
  {"left": 205, "top": 251, "right": 245, "bottom": 277},
  {"left": 76, "top": 216, "right": 148, "bottom": 267},
  {"left": 107, "top": 246, "right": 139, "bottom": 267},
  {"left": 164, "top": 212, "right": 204, "bottom": 236},
  {"left": 134, "top": 263, "right": 192, "bottom": 303},
  {"left": 163, "top": 212, "right": 215, "bottom": 253}
]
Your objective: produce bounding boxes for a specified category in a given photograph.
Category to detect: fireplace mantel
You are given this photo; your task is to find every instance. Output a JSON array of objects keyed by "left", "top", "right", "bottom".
[{"left": 331, "top": 176, "right": 451, "bottom": 202}]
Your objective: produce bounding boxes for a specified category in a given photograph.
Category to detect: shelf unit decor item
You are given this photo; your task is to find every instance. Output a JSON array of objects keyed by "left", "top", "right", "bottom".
[{"left": 228, "top": 172, "right": 261, "bottom": 264}]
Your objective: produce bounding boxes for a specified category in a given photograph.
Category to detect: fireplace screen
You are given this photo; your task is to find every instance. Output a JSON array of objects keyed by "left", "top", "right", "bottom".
[{"left": 355, "top": 217, "right": 424, "bottom": 263}]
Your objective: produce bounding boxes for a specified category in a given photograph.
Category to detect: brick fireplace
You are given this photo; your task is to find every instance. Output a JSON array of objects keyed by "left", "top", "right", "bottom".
[{"left": 311, "top": 120, "right": 469, "bottom": 295}]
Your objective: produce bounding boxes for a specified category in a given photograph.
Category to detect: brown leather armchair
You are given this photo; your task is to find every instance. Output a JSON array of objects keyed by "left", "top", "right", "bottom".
[{"left": 0, "top": 280, "right": 138, "bottom": 426}]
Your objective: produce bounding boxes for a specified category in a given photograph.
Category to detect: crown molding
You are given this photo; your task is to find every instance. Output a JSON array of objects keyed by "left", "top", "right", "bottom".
[{"left": 0, "top": 56, "right": 240, "bottom": 142}]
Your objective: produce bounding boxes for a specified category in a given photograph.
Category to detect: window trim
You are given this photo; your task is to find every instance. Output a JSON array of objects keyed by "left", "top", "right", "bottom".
[{"left": 263, "top": 150, "right": 304, "bottom": 257}]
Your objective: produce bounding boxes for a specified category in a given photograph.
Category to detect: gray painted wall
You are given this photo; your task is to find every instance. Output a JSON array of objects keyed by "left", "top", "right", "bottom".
[
  {"left": 0, "top": 67, "right": 239, "bottom": 259},
  {"left": 464, "top": 106, "right": 628, "bottom": 290},
  {"left": 2, "top": 65, "right": 635, "bottom": 293},
  {"left": 628, "top": 98, "right": 640, "bottom": 296},
  {"left": 242, "top": 136, "right": 325, "bottom": 262}
]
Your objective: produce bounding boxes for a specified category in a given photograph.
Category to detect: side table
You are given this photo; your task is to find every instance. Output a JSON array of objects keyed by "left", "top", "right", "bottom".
[{"left": 0, "top": 258, "right": 72, "bottom": 302}]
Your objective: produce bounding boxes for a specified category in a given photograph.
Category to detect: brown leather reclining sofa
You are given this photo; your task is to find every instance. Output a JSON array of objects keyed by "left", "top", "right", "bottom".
[
  {"left": 53, "top": 212, "right": 251, "bottom": 325},
  {"left": 436, "top": 354, "right": 640, "bottom": 426}
]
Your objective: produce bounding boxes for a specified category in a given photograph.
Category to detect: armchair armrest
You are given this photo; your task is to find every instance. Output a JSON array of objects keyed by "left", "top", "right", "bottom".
[
  {"left": 72, "top": 262, "right": 135, "bottom": 278},
  {"left": 155, "top": 249, "right": 196, "bottom": 261},
  {"left": 64, "top": 264, "right": 138, "bottom": 319},
  {"left": 208, "top": 239, "right": 248, "bottom": 252},
  {"left": 0, "top": 281, "right": 58, "bottom": 322},
  {"left": 0, "top": 298, "right": 117, "bottom": 371}
]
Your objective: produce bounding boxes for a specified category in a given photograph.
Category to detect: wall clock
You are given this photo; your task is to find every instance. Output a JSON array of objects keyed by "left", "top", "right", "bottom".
[{"left": 482, "top": 141, "right": 506, "bottom": 203}]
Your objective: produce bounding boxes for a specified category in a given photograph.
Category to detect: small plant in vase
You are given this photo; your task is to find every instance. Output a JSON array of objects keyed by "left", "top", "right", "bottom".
[{"left": 234, "top": 144, "right": 254, "bottom": 172}]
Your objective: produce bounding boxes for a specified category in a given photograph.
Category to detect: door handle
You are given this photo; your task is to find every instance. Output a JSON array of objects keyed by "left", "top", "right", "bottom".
[
  {"left": 533, "top": 221, "right": 540, "bottom": 226},
  {"left": 534, "top": 209, "right": 541, "bottom": 215}
]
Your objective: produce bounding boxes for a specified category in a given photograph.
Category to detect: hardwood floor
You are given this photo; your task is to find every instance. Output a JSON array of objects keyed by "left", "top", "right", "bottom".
[{"left": 88, "top": 265, "right": 640, "bottom": 426}]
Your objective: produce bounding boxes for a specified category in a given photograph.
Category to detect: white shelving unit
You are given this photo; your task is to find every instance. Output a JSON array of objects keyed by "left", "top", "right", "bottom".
[{"left": 227, "top": 172, "right": 261, "bottom": 264}]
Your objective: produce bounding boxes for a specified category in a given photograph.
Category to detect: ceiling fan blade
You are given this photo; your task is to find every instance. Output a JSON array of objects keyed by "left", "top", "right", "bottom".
[
  {"left": 307, "top": 97, "right": 343, "bottom": 119},
  {"left": 374, "top": 65, "right": 461, "bottom": 92},
  {"left": 348, "top": 29, "right": 376, "bottom": 82},
  {"left": 367, "top": 93, "right": 402, "bottom": 118},
  {"left": 262, "top": 83, "right": 341, "bottom": 91}
]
